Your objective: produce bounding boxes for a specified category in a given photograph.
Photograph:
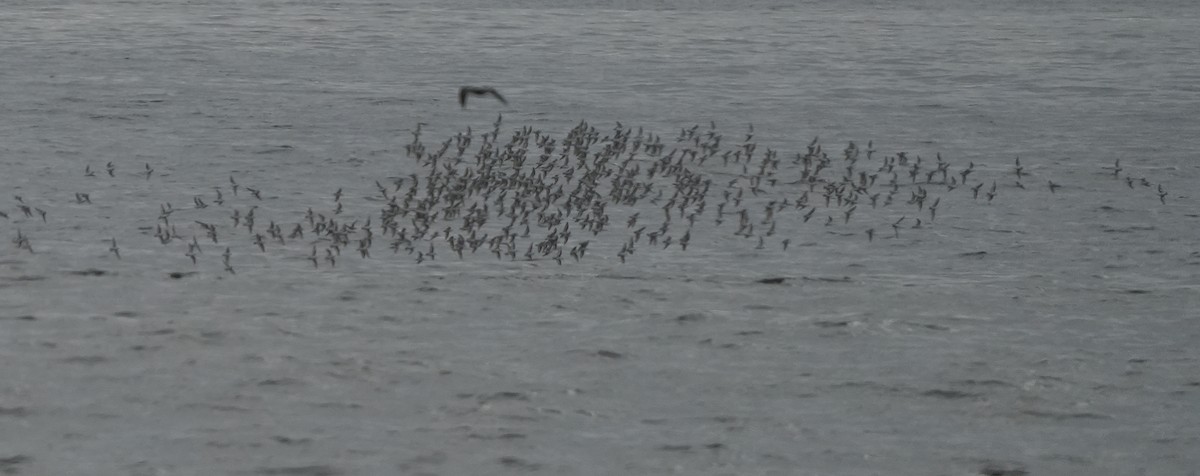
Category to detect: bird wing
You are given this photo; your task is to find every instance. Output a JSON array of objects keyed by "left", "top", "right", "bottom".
[{"left": 488, "top": 89, "right": 508, "bottom": 105}]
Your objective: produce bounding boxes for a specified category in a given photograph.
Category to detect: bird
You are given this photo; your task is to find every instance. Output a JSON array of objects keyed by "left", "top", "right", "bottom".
[{"left": 458, "top": 86, "right": 508, "bottom": 108}]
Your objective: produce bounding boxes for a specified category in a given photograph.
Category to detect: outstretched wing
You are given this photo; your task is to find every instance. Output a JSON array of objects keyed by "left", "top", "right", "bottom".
[
  {"left": 488, "top": 89, "right": 508, "bottom": 105},
  {"left": 458, "top": 86, "right": 507, "bottom": 108}
]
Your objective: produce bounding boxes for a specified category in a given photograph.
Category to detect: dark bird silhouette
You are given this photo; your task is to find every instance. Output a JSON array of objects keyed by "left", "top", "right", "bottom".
[{"left": 459, "top": 86, "right": 507, "bottom": 108}]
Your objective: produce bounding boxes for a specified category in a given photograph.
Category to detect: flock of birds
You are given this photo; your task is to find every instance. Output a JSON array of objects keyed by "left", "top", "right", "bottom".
[{"left": 2, "top": 107, "right": 1174, "bottom": 273}]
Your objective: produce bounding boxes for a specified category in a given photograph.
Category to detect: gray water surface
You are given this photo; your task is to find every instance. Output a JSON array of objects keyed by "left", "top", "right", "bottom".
[{"left": 1, "top": 1, "right": 1198, "bottom": 475}]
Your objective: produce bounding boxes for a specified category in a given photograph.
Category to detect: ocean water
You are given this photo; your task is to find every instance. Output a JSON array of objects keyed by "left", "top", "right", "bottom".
[{"left": 1, "top": 1, "right": 1198, "bottom": 475}]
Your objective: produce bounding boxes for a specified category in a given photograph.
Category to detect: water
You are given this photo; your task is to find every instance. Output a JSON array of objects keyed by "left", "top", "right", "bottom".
[{"left": 1, "top": 1, "right": 1198, "bottom": 475}]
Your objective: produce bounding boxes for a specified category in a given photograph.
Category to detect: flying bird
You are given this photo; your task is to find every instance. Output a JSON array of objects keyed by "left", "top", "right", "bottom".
[{"left": 458, "top": 86, "right": 507, "bottom": 108}]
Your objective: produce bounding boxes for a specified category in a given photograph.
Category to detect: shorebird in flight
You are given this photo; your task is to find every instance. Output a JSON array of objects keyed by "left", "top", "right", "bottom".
[{"left": 458, "top": 86, "right": 507, "bottom": 108}]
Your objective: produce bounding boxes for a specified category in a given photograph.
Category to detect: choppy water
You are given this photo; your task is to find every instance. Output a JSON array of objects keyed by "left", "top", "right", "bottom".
[{"left": 1, "top": 1, "right": 1198, "bottom": 475}]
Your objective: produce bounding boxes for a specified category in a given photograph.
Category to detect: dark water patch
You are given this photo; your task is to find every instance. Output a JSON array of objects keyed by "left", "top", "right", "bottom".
[
  {"left": 959, "top": 251, "right": 988, "bottom": 257},
  {"left": 310, "top": 402, "right": 362, "bottom": 410},
  {"left": 61, "top": 355, "right": 108, "bottom": 365},
  {"left": 114, "top": 311, "right": 138, "bottom": 317},
  {"left": 700, "top": 339, "right": 739, "bottom": 349},
  {"left": 67, "top": 268, "right": 109, "bottom": 276},
  {"left": 6, "top": 275, "right": 45, "bottom": 282},
  {"left": 755, "top": 277, "right": 787, "bottom": 284},
  {"left": 479, "top": 391, "right": 530, "bottom": 402},
  {"left": 657, "top": 444, "right": 693, "bottom": 452},
  {"left": 565, "top": 348, "right": 626, "bottom": 359},
  {"left": 0, "top": 454, "right": 32, "bottom": 474},
  {"left": 398, "top": 450, "right": 447, "bottom": 471},
  {"left": 497, "top": 456, "right": 541, "bottom": 471},
  {"left": 1039, "top": 453, "right": 1090, "bottom": 465},
  {"left": 813, "top": 320, "right": 852, "bottom": 328},
  {"left": 251, "top": 145, "right": 294, "bottom": 154},
  {"left": 88, "top": 114, "right": 147, "bottom": 121},
  {"left": 676, "top": 312, "right": 709, "bottom": 323},
  {"left": 1102, "top": 225, "right": 1158, "bottom": 233},
  {"left": 1, "top": 315, "right": 37, "bottom": 321},
  {"left": 1020, "top": 409, "right": 1111, "bottom": 420},
  {"left": 254, "top": 465, "right": 341, "bottom": 476},
  {"left": 1121, "top": 289, "right": 1151, "bottom": 294},
  {"left": 955, "top": 379, "right": 1016, "bottom": 388},
  {"left": 831, "top": 381, "right": 904, "bottom": 394},
  {"left": 906, "top": 322, "right": 950, "bottom": 331},
  {"left": 257, "top": 378, "right": 304, "bottom": 387},
  {"left": 978, "top": 460, "right": 1029, "bottom": 476},
  {"left": 168, "top": 271, "right": 196, "bottom": 279},
  {"left": 0, "top": 407, "right": 30, "bottom": 417},
  {"left": 921, "top": 389, "right": 982, "bottom": 400},
  {"left": 362, "top": 97, "right": 415, "bottom": 105},
  {"left": 178, "top": 403, "right": 251, "bottom": 413},
  {"left": 271, "top": 436, "right": 313, "bottom": 446},
  {"left": 802, "top": 276, "right": 852, "bottom": 283},
  {"left": 468, "top": 431, "right": 526, "bottom": 440}
]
